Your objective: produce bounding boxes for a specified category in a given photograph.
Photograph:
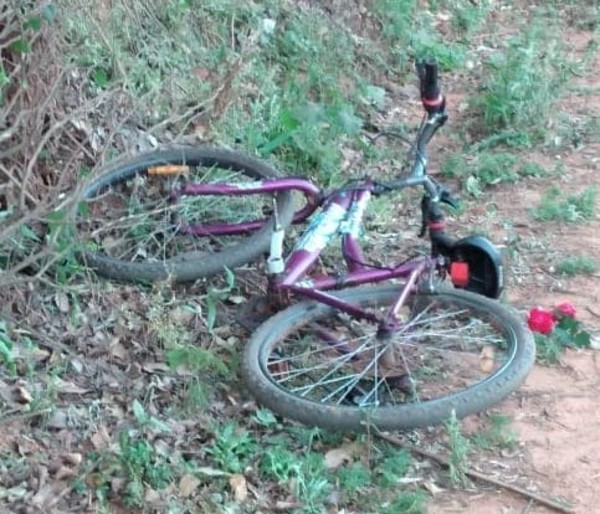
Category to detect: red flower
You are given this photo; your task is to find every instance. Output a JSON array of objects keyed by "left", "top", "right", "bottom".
[
  {"left": 553, "top": 301, "right": 576, "bottom": 320},
  {"left": 527, "top": 307, "right": 555, "bottom": 335}
]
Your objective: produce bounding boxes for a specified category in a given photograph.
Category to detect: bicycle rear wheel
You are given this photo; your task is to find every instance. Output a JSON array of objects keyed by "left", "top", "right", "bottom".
[
  {"left": 242, "top": 285, "right": 535, "bottom": 432},
  {"left": 75, "top": 146, "right": 295, "bottom": 283}
]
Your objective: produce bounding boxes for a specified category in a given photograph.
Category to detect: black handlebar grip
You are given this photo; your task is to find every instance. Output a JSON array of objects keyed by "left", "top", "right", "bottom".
[
  {"left": 416, "top": 60, "right": 444, "bottom": 112},
  {"left": 422, "top": 62, "right": 439, "bottom": 100}
]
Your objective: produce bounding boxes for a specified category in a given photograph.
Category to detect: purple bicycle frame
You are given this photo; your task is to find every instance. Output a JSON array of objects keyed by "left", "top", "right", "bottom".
[
  {"left": 175, "top": 175, "right": 438, "bottom": 327},
  {"left": 272, "top": 179, "right": 436, "bottom": 325},
  {"left": 173, "top": 178, "right": 321, "bottom": 236}
]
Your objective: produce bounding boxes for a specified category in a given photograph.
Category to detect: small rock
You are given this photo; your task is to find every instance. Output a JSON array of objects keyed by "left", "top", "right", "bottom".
[
  {"left": 62, "top": 453, "right": 82, "bottom": 467},
  {"left": 14, "top": 386, "right": 32, "bottom": 404}
]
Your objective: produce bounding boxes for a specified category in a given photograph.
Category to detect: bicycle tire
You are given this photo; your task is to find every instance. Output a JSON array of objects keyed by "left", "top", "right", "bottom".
[
  {"left": 242, "top": 285, "right": 535, "bottom": 432},
  {"left": 75, "top": 146, "right": 295, "bottom": 283}
]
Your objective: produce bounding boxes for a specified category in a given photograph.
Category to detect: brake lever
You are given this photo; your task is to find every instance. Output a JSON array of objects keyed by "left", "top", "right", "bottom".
[{"left": 439, "top": 187, "right": 459, "bottom": 209}]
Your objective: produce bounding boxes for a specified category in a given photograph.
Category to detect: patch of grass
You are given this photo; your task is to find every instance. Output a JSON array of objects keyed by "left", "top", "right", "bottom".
[
  {"left": 338, "top": 463, "right": 372, "bottom": 499},
  {"left": 377, "top": 447, "right": 413, "bottom": 487},
  {"left": 545, "top": 0, "right": 600, "bottom": 30},
  {"left": 117, "top": 431, "right": 173, "bottom": 508},
  {"left": 382, "top": 491, "right": 428, "bottom": 514},
  {"left": 555, "top": 255, "right": 598, "bottom": 276},
  {"left": 166, "top": 345, "right": 228, "bottom": 376},
  {"left": 208, "top": 422, "right": 256, "bottom": 474},
  {"left": 445, "top": 410, "right": 470, "bottom": 487},
  {"left": 148, "top": 292, "right": 230, "bottom": 414},
  {"left": 259, "top": 446, "right": 301, "bottom": 483},
  {"left": 258, "top": 433, "right": 424, "bottom": 513},
  {"left": 87, "top": 403, "right": 176, "bottom": 509},
  {"left": 442, "top": 151, "right": 545, "bottom": 195},
  {"left": 531, "top": 186, "right": 597, "bottom": 222},
  {"left": 259, "top": 444, "right": 333, "bottom": 512},
  {"left": 178, "top": 377, "right": 211, "bottom": 413},
  {"left": 0, "top": 321, "right": 16, "bottom": 375},
  {"left": 294, "top": 455, "right": 332, "bottom": 512},
  {"left": 374, "top": 0, "right": 467, "bottom": 70},
  {"left": 61, "top": 0, "right": 231, "bottom": 114},
  {"left": 449, "top": 0, "right": 493, "bottom": 38},
  {"left": 471, "top": 14, "right": 569, "bottom": 141},
  {"left": 472, "top": 414, "right": 518, "bottom": 450}
]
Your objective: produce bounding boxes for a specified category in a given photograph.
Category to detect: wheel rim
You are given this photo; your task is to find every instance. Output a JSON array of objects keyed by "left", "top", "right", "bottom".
[
  {"left": 77, "top": 160, "right": 277, "bottom": 266},
  {"left": 260, "top": 293, "right": 517, "bottom": 410}
]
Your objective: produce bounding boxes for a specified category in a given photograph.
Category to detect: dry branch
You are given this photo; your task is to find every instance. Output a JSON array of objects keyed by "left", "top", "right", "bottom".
[{"left": 375, "top": 432, "right": 575, "bottom": 514}]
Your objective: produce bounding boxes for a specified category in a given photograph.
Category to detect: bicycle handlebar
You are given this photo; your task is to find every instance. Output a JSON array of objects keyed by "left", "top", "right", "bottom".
[
  {"left": 416, "top": 60, "right": 444, "bottom": 113},
  {"left": 374, "top": 60, "right": 449, "bottom": 197}
]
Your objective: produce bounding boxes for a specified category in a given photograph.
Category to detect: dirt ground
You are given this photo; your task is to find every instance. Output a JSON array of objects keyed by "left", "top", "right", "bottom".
[
  {"left": 427, "top": 349, "right": 600, "bottom": 514},
  {"left": 427, "top": 28, "right": 600, "bottom": 514}
]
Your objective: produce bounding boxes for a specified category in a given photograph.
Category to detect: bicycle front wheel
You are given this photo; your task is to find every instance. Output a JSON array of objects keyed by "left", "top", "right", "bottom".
[
  {"left": 75, "top": 146, "right": 295, "bottom": 283},
  {"left": 242, "top": 285, "right": 535, "bottom": 432}
]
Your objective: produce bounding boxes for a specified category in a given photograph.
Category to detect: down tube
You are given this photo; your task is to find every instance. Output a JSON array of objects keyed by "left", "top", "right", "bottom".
[{"left": 281, "top": 193, "right": 353, "bottom": 286}]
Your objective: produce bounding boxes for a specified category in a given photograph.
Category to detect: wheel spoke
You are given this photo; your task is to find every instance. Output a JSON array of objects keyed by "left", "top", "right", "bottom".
[
  {"left": 259, "top": 291, "right": 519, "bottom": 409},
  {"left": 79, "top": 164, "right": 275, "bottom": 264}
]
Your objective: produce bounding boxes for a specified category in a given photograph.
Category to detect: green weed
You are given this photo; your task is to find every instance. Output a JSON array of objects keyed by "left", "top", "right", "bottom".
[
  {"left": 472, "top": 15, "right": 569, "bottom": 141},
  {"left": 166, "top": 345, "right": 228, "bottom": 376},
  {"left": 260, "top": 446, "right": 332, "bottom": 511},
  {"left": 531, "top": 186, "right": 597, "bottom": 222},
  {"left": 208, "top": 422, "right": 256, "bottom": 474},
  {"left": 87, "top": 401, "right": 176, "bottom": 509},
  {"left": 554, "top": 112, "right": 600, "bottom": 148},
  {"left": 117, "top": 431, "right": 173, "bottom": 507},
  {"left": 449, "top": 0, "right": 492, "bottom": 38},
  {"left": 252, "top": 408, "right": 279, "bottom": 429},
  {"left": 382, "top": 491, "right": 427, "bottom": 514},
  {"left": 338, "top": 463, "right": 372, "bottom": 498},
  {"left": 131, "top": 399, "right": 171, "bottom": 433},
  {"left": 377, "top": 448, "right": 412, "bottom": 487},
  {"left": 472, "top": 414, "right": 518, "bottom": 450},
  {"left": 445, "top": 410, "right": 470, "bottom": 487},
  {"left": 294, "top": 457, "right": 331, "bottom": 512},
  {"left": 259, "top": 446, "right": 301, "bottom": 483},
  {"left": 374, "top": 0, "right": 467, "bottom": 70},
  {"left": 442, "top": 151, "right": 544, "bottom": 194},
  {"left": 0, "top": 322, "right": 16, "bottom": 375},
  {"left": 555, "top": 255, "right": 598, "bottom": 276},
  {"left": 61, "top": 0, "right": 221, "bottom": 112}
]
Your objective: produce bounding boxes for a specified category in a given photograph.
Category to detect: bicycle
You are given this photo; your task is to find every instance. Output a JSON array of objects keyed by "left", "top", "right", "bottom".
[{"left": 75, "top": 61, "right": 535, "bottom": 432}]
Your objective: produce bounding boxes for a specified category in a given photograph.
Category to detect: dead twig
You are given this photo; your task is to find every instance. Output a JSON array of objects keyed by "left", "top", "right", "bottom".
[
  {"left": 375, "top": 432, "right": 575, "bottom": 514},
  {"left": 0, "top": 162, "right": 38, "bottom": 206},
  {"left": 18, "top": 91, "right": 110, "bottom": 208},
  {"left": 0, "top": 407, "right": 53, "bottom": 425},
  {"left": 586, "top": 306, "right": 600, "bottom": 319}
]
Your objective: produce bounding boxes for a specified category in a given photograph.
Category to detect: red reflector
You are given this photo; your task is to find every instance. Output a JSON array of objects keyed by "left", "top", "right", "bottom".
[{"left": 450, "top": 261, "right": 469, "bottom": 288}]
